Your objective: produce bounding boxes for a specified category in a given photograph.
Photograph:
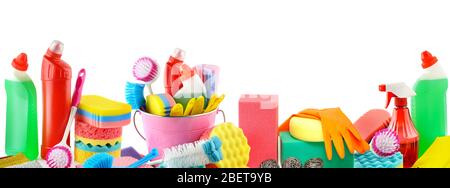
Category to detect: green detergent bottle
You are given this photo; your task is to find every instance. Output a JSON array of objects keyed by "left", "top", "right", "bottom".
[
  {"left": 5, "top": 53, "right": 38, "bottom": 160},
  {"left": 412, "top": 51, "right": 448, "bottom": 157}
]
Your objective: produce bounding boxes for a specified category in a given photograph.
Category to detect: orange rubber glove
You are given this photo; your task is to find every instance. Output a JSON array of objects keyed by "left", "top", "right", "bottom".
[{"left": 278, "top": 108, "right": 369, "bottom": 160}]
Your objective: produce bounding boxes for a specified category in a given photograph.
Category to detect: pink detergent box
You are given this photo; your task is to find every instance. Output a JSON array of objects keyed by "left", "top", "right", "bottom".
[{"left": 239, "top": 94, "right": 279, "bottom": 168}]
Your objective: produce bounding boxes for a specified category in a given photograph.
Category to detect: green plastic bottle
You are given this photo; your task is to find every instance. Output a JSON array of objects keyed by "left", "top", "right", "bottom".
[
  {"left": 412, "top": 51, "right": 448, "bottom": 157},
  {"left": 5, "top": 53, "right": 38, "bottom": 160}
]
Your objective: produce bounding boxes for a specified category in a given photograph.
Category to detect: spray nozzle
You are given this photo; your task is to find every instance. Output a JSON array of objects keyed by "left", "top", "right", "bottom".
[{"left": 379, "top": 82, "right": 416, "bottom": 108}]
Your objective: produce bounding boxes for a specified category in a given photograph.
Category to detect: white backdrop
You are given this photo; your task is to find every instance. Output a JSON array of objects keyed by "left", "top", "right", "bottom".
[{"left": 1, "top": 0, "right": 449, "bottom": 156}]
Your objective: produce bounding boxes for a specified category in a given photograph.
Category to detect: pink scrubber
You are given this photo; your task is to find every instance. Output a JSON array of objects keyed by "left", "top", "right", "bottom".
[
  {"left": 239, "top": 94, "right": 279, "bottom": 168},
  {"left": 75, "top": 121, "right": 122, "bottom": 140},
  {"left": 354, "top": 109, "right": 391, "bottom": 142}
]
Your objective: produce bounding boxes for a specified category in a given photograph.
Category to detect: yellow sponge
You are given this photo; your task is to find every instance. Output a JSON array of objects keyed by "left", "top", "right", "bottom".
[
  {"left": 75, "top": 148, "right": 121, "bottom": 164},
  {"left": 289, "top": 117, "right": 324, "bottom": 142},
  {"left": 201, "top": 122, "right": 250, "bottom": 168},
  {"left": 79, "top": 95, "right": 131, "bottom": 116}
]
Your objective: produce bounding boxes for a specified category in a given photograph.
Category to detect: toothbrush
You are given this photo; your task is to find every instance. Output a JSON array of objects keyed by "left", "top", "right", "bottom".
[
  {"left": 133, "top": 57, "right": 159, "bottom": 94},
  {"left": 46, "top": 69, "right": 86, "bottom": 168}
]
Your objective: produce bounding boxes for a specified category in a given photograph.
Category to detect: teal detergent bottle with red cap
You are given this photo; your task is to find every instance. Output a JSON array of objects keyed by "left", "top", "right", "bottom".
[
  {"left": 379, "top": 83, "right": 419, "bottom": 168},
  {"left": 5, "top": 53, "right": 39, "bottom": 160}
]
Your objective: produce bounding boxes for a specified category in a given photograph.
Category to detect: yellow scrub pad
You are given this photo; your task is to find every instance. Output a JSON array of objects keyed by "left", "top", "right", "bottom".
[
  {"left": 146, "top": 94, "right": 176, "bottom": 116},
  {"left": 75, "top": 148, "right": 121, "bottom": 164},
  {"left": 289, "top": 117, "right": 324, "bottom": 142},
  {"left": 79, "top": 95, "right": 131, "bottom": 116},
  {"left": 0, "top": 153, "right": 30, "bottom": 168},
  {"left": 201, "top": 122, "right": 251, "bottom": 168}
]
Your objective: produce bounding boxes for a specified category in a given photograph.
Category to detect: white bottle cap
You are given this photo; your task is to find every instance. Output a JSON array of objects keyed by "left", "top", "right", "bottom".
[
  {"left": 49, "top": 40, "right": 64, "bottom": 55},
  {"left": 172, "top": 48, "right": 185, "bottom": 61}
]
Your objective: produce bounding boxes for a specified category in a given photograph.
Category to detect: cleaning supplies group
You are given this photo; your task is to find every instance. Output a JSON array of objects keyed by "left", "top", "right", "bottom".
[
  {"left": 126, "top": 48, "right": 224, "bottom": 117},
  {"left": 2, "top": 42, "right": 448, "bottom": 169}
]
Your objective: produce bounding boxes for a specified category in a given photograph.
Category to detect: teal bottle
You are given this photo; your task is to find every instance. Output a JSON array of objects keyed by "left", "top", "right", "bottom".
[
  {"left": 411, "top": 51, "right": 448, "bottom": 157},
  {"left": 5, "top": 53, "right": 38, "bottom": 160}
]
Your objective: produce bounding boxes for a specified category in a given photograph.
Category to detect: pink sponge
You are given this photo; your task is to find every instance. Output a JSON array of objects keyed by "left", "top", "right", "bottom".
[
  {"left": 75, "top": 121, "right": 122, "bottom": 140},
  {"left": 239, "top": 94, "right": 278, "bottom": 168},
  {"left": 354, "top": 109, "right": 391, "bottom": 142}
]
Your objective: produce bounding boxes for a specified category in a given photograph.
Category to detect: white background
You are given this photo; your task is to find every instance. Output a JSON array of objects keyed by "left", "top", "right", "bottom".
[{"left": 0, "top": 0, "right": 449, "bottom": 157}]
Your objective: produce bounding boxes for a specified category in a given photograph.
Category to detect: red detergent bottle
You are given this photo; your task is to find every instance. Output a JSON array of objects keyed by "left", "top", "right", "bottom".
[
  {"left": 41, "top": 40, "right": 72, "bottom": 158},
  {"left": 164, "top": 48, "right": 186, "bottom": 96},
  {"left": 379, "top": 83, "right": 419, "bottom": 168}
]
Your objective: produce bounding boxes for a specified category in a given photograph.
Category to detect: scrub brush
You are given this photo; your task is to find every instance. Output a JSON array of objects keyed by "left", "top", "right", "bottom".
[
  {"left": 133, "top": 57, "right": 159, "bottom": 94},
  {"left": 83, "top": 153, "right": 114, "bottom": 168},
  {"left": 371, "top": 128, "right": 400, "bottom": 157},
  {"left": 125, "top": 81, "right": 146, "bottom": 109},
  {"left": 46, "top": 69, "right": 86, "bottom": 168},
  {"left": 152, "top": 136, "right": 223, "bottom": 168}
]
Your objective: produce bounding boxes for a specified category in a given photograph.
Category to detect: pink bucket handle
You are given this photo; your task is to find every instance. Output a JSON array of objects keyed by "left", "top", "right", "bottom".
[{"left": 133, "top": 109, "right": 226, "bottom": 141}]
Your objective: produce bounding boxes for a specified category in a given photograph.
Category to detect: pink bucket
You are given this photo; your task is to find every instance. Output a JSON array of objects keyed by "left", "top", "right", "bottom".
[{"left": 133, "top": 109, "right": 225, "bottom": 157}]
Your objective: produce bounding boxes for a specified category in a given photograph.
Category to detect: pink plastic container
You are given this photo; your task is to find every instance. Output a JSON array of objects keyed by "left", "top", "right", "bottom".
[{"left": 133, "top": 109, "right": 224, "bottom": 158}]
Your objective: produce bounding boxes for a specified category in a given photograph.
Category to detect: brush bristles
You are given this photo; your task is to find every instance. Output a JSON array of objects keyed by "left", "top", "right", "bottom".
[
  {"left": 372, "top": 128, "right": 400, "bottom": 157},
  {"left": 46, "top": 146, "right": 72, "bottom": 168},
  {"left": 133, "top": 57, "right": 159, "bottom": 83},
  {"left": 83, "top": 153, "right": 114, "bottom": 168},
  {"left": 125, "top": 82, "right": 146, "bottom": 109},
  {"left": 163, "top": 139, "right": 210, "bottom": 168}
]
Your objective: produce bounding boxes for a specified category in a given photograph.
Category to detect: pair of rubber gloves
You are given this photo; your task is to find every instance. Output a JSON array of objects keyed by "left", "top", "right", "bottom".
[{"left": 279, "top": 108, "right": 369, "bottom": 160}]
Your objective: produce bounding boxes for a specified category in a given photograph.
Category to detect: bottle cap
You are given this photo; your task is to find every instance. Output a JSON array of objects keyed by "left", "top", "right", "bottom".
[
  {"left": 172, "top": 48, "right": 185, "bottom": 61},
  {"left": 49, "top": 40, "right": 64, "bottom": 55},
  {"left": 421, "top": 51, "right": 438, "bottom": 69},
  {"left": 12, "top": 53, "right": 28, "bottom": 71}
]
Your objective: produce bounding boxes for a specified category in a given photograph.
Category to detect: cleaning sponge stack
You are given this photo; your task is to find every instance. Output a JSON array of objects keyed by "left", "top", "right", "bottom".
[{"left": 74, "top": 95, "right": 131, "bottom": 163}]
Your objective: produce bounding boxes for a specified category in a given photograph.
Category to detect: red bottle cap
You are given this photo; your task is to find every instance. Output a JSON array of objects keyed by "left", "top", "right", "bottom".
[
  {"left": 421, "top": 51, "right": 438, "bottom": 69},
  {"left": 12, "top": 53, "right": 28, "bottom": 71},
  {"left": 395, "top": 98, "right": 407, "bottom": 107}
]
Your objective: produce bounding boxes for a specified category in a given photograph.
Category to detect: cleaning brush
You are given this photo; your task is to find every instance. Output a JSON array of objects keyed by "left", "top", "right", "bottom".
[
  {"left": 83, "top": 153, "right": 114, "bottom": 168},
  {"left": 125, "top": 81, "right": 146, "bottom": 109},
  {"left": 46, "top": 69, "right": 86, "bottom": 168},
  {"left": 371, "top": 128, "right": 400, "bottom": 157},
  {"left": 150, "top": 136, "right": 223, "bottom": 168},
  {"left": 133, "top": 57, "right": 159, "bottom": 94}
]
